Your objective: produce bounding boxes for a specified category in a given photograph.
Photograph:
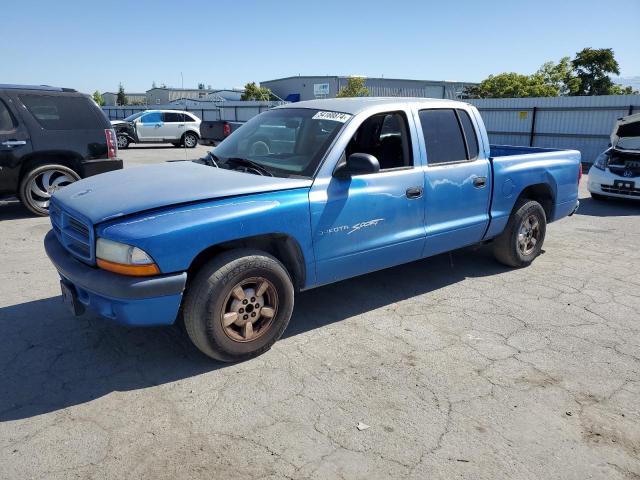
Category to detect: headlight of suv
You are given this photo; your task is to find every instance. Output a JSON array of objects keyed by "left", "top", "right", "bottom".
[
  {"left": 593, "top": 151, "right": 609, "bottom": 171},
  {"left": 96, "top": 238, "right": 160, "bottom": 276}
]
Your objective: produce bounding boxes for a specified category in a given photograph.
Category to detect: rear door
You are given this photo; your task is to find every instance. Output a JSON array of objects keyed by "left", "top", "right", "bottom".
[
  {"left": 161, "top": 111, "right": 183, "bottom": 140},
  {"left": 137, "top": 111, "right": 163, "bottom": 141},
  {"left": 0, "top": 94, "right": 32, "bottom": 194},
  {"left": 417, "top": 108, "right": 491, "bottom": 257}
]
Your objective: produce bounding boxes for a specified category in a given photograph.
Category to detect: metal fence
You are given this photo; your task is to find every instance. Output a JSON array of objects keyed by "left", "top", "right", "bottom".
[
  {"left": 101, "top": 100, "right": 286, "bottom": 123},
  {"left": 467, "top": 95, "right": 640, "bottom": 163}
]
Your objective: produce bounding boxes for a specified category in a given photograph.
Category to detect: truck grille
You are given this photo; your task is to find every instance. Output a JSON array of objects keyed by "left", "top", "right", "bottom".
[
  {"left": 50, "top": 201, "right": 94, "bottom": 262},
  {"left": 601, "top": 185, "right": 640, "bottom": 197}
]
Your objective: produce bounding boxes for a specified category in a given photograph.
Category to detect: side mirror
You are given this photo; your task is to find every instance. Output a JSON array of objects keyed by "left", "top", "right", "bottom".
[{"left": 334, "top": 153, "right": 380, "bottom": 178}]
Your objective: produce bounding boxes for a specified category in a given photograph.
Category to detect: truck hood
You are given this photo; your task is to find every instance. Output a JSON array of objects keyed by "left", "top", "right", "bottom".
[
  {"left": 611, "top": 113, "right": 640, "bottom": 151},
  {"left": 52, "top": 161, "right": 312, "bottom": 224}
]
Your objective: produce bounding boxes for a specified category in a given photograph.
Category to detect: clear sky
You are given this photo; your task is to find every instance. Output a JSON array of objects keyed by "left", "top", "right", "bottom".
[{"left": 1, "top": 0, "right": 638, "bottom": 94}]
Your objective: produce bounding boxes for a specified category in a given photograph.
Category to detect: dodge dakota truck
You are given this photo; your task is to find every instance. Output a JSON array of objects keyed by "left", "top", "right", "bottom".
[{"left": 45, "top": 98, "right": 581, "bottom": 362}]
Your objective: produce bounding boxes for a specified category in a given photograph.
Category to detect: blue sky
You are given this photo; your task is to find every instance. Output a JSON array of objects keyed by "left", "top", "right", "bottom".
[{"left": 2, "top": 0, "right": 638, "bottom": 94}]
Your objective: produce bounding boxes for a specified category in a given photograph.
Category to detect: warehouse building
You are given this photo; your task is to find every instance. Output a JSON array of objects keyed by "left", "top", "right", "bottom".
[
  {"left": 102, "top": 92, "right": 147, "bottom": 106},
  {"left": 146, "top": 88, "right": 243, "bottom": 105},
  {"left": 260, "top": 75, "right": 476, "bottom": 102}
]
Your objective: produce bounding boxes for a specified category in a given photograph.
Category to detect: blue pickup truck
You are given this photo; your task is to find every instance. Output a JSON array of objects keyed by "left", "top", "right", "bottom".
[{"left": 45, "top": 98, "right": 581, "bottom": 361}]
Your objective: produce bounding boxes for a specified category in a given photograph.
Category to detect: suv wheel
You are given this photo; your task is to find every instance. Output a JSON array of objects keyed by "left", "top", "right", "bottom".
[
  {"left": 117, "top": 134, "right": 129, "bottom": 149},
  {"left": 183, "top": 249, "right": 295, "bottom": 362},
  {"left": 19, "top": 164, "right": 80, "bottom": 216},
  {"left": 493, "top": 199, "right": 546, "bottom": 268},
  {"left": 182, "top": 132, "right": 198, "bottom": 148}
]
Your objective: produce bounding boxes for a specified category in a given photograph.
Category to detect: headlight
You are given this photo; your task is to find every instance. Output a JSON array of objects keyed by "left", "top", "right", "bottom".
[
  {"left": 593, "top": 152, "right": 609, "bottom": 171},
  {"left": 96, "top": 238, "right": 160, "bottom": 276}
]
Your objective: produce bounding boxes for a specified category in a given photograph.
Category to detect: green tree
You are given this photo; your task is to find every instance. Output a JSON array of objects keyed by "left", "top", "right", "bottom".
[
  {"left": 535, "top": 57, "right": 580, "bottom": 96},
  {"left": 570, "top": 48, "right": 621, "bottom": 95},
  {"left": 241, "top": 82, "right": 274, "bottom": 101},
  {"left": 92, "top": 90, "right": 105, "bottom": 106},
  {"left": 116, "top": 83, "right": 128, "bottom": 106},
  {"left": 336, "top": 77, "right": 369, "bottom": 98},
  {"left": 466, "top": 72, "right": 559, "bottom": 99},
  {"left": 198, "top": 82, "right": 205, "bottom": 90}
]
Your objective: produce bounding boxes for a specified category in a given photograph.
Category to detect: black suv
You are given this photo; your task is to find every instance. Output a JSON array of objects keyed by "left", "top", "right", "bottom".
[{"left": 0, "top": 85, "right": 123, "bottom": 215}]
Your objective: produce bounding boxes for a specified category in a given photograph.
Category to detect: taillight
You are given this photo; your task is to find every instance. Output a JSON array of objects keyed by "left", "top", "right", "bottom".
[
  {"left": 105, "top": 128, "right": 117, "bottom": 159},
  {"left": 578, "top": 162, "right": 583, "bottom": 183},
  {"left": 223, "top": 122, "right": 231, "bottom": 137}
]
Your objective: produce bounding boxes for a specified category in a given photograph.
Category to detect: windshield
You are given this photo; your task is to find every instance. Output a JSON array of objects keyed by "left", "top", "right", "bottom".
[
  {"left": 123, "top": 111, "right": 145, "bottom": 122},
  {"left": 212, "top": 108, "right": 350, "bottom": 178}
]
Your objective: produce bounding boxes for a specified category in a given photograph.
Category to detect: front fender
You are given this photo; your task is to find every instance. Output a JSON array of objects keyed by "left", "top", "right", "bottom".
[{"left": 96, "top": 188, "right": 315, "bottom": 285}]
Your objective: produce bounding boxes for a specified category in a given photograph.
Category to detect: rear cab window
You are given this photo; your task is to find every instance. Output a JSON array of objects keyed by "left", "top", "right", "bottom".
[
  {"left": 19, "top": 94, "right": 103, "bottom": 130},
  {"left": 419, "top": 108, "right": 479, "bottom": 165},
  {"left": 0, "top": 99, "right": 17, "bottom": 132}
]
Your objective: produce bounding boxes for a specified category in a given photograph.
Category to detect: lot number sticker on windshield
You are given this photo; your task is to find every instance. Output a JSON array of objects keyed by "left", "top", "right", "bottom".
[{"left": 312, "top": 111, "right": 351, "bottom": 123}]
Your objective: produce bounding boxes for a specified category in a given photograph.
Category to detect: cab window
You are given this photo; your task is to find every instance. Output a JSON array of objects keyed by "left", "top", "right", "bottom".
[{"left": 345, "top": 111, "right": 412, "bottom": 170}]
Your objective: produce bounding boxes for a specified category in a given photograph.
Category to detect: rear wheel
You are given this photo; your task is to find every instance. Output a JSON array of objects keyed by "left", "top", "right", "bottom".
[
  {"left": 493, "top": 199, "right": 546, "bottom": 268},
  {"left": 19, "top": 164, "right": 80, "bottom": 216},
  {"left": 182, "top": 131, "right": 198, "bottom": 148},
  {"left": 183, "top": 249, "right": 294, "bottom": 362}
]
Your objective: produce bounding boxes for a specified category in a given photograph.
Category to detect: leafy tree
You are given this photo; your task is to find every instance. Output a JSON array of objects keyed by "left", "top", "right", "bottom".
[
  {"left": 466, "top": 72, "right": 558, "bottom": 99},
  {"left": 241, "top": 82, "right": 274, "bottom": 101},
  {"left": 535, "top": 57, "right": 580, "bottom": 96},
  {"left": 198, "top": 82, "right": 205, "bottom": 90},
  {"left": 116, "top": 83, "right": 128, "bottom": 106},
  {"left": 570, "top": 48, "right": 621, "bottom": 96},
  {"left": 336, "top": 77, "right": 369, "bottom": 98},
  {"left": 92, "top": 90, "right": 105, "bottom": 106}
]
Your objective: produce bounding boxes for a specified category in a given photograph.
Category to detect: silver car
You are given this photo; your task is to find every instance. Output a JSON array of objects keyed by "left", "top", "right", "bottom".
[{"left": 111, "top": 110, "right": 201, "bottom": 148}]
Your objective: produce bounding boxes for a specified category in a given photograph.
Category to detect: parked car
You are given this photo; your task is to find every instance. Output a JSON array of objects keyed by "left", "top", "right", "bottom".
[
  {"left": 45, "top": 98, "right": 581, "bottom": 361},
  {"left": 0, "top": 84, "right": 122, "bottom": 215},
  {"left": 199, "top": 120, "right": 243, "bottom": 146},
  {"left": 111, "top": 110, "right": 201, "bottom": 149},
  {"left": 588, "top": 113, "right": 640, "bottom": 200}
]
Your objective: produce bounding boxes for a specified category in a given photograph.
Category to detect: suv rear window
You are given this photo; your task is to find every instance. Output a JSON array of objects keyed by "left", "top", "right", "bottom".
[{"left": 19, "top": 94, "right": 102, "bottom": 130}]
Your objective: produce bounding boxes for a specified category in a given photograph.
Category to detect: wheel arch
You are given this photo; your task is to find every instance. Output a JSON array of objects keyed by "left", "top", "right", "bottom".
[
  {"left": 187, "top": 233, "right": 306, "bottom": 291},
  {"left": 19, "top": 150, "right": 84, "bottom": 181},
  {"left": 514, "top": 183, "right": 555, "bottom": 220}
]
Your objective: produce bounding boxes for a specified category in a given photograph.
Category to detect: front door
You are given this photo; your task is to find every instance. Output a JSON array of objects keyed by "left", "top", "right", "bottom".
[
  {"left": 310, "top": 111, "right": 426, "bottom": 286},
  {"left": 0, "top": 95, "right": 32, "bottom": 194},
  {"left": 137, "top": 111, "right": 164, "bottom": 141},
  {"left": 417, "top": 108, "right": 491, "bottom": 257}
]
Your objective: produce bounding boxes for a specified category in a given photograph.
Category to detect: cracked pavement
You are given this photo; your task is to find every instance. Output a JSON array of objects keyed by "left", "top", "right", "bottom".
[{"left": 1, "top": 153, "right": 639, "bottom": 479}]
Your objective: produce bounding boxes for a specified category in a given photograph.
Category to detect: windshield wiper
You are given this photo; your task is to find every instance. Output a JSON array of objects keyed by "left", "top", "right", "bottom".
[{"left": 221, "top": 157, "right": 274, "bottom": 176}]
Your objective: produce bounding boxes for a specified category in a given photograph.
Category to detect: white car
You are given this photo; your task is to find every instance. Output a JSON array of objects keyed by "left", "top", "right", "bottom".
[
  {"left": 111, "top": 110, "right": 201, "bottom": 149},
  {"left": 588, "top": 113, "right": 640, "bottom": 200}
]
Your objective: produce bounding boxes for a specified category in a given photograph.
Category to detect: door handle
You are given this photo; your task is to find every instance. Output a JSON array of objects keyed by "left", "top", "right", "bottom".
[
  {"left": 1, "top": 140, "right": 27, "bottom": 147},
  {"left": 405, "top": 186, "right": 423, "bottom": 199},
  {"left": 473, "top": 176, "right": 487, "bottom": 188}
]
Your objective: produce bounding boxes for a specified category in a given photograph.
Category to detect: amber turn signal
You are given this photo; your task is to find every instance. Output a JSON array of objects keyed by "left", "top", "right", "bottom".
[{"left": 97, "top": 258, "right": 160, "bottom": 277}]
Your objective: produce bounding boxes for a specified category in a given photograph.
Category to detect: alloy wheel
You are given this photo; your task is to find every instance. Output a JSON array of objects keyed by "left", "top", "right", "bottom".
[{"left": 220, "top": 277, "right": 278, "bottom": 342}]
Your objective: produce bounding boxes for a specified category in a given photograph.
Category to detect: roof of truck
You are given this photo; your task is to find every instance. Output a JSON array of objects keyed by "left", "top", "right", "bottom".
[{"left": 274, "top": 97, "right": 470, "bottom": 115}]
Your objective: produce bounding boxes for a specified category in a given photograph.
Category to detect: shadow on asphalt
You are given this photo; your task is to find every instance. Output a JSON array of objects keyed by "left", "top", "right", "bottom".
[
  {"left": 0, "top": 200, "right": 33, "bottom": 221},
  {"left": 576, "top": 196, "right": 640, "bottom": 218},
  {"left": 0, "top": 245, "right": 507, "bottom": 422}
]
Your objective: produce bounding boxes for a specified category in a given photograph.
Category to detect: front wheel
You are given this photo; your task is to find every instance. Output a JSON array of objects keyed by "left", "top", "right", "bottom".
[
  {"left": 117, "top": 134, "right": 130, "bottom": 149},
  {"left": 182, "top": 131, "right": 198, "bottom": 148},
  {"left": 493, "top": 199, "right": 546, "bottom": 268},
  {"left": 19, "top": 164, "right": 80, "bottom": 216},
  {"left": 183, "top": 249, "right": 295, "bottom": 362}
]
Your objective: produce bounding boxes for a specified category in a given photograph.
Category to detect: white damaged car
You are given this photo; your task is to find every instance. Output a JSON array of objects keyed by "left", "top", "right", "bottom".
[{"left": 588, "top": 113, "right": 640, "bottom": 200}]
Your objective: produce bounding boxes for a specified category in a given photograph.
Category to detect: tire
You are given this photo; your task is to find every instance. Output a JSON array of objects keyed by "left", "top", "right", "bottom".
[
  {"left": 117, "top": 134, "right": 129, "bottom": 149},
  {"left": 182, "top": 131, "right": 198, "bottom": 148},
  {"left": 492, "top": 199, "right": 546, "bottom": 268},
  {"left": 590, "top": 192, "right": 606, "bottom": 201},
  {"left": 19, "top": 164, "right": 80, "bottom": 216},
  {"left": 182, "top": 249, "right": 295, "bottom": 362}
]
